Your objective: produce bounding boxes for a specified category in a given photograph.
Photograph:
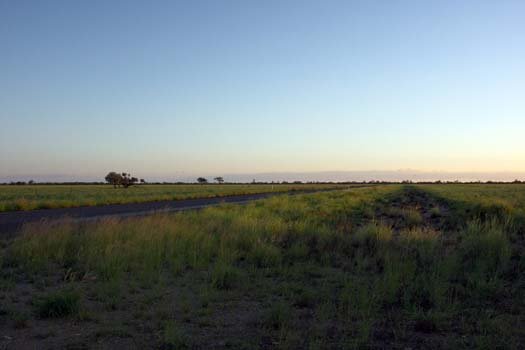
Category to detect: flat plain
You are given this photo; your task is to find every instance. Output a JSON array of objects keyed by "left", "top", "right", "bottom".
[
  {"left": 1, "top": 184, "right": 524, "bottom": 349},
  {"left": 0, "top": 184, "right": 346, "bottom": 212}
]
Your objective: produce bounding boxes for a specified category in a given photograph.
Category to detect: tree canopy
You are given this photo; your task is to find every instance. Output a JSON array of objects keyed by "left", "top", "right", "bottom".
[
  {"left": 105, "top": 172, "right": 139, "bottom": 188},
  {"left": 197, "top": 177, "right": 208, "bottom": 184}
]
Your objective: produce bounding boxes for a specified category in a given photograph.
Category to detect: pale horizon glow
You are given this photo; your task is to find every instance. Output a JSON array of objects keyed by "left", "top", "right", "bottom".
[{"left": 1, "top": 1, "right": 525, "bottom": 182}]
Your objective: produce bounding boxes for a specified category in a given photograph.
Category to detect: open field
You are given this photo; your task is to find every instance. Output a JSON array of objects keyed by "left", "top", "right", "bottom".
[
  {"left": 0, "top": 184, "right": 347, "bottom": 212},
  {"left": 0, "top": 191, "right": 335, "bottom": 235},
  {"left": 1, "top": 184, "right": 525, "bottom": 349}
]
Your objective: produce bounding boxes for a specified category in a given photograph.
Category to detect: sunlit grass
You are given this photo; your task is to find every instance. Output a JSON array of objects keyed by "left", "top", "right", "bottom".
[
  {"left": 0, "top": 183, "right": 349, "bottom": 212},
  {"left": 9, "top": 187, "right": 394, "bottom": 279}
]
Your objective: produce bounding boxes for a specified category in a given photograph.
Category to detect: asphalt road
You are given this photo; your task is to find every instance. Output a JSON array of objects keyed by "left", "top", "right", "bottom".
[{"left": 0, "top": 190, "right": 321, "bottom": 235}]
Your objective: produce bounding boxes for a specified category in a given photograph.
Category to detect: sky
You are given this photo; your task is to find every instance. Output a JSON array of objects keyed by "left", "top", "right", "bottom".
[{"left": 1, "top": 0, "right": 525, "bottom": 182}]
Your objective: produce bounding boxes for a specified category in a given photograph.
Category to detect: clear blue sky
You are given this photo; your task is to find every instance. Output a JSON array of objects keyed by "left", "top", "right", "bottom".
[{"left": 1, "top": 0, "right": 524, "bottom": 181}]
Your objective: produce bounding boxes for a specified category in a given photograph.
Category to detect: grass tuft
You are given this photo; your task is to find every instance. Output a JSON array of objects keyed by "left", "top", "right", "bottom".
[
  {"left": 163, "top": 320, "right": 188, "bottom": 349},
  {"left": 34, "top": 289, "right": 81, "bottom": 318},
  {"left": 353, "top": 222, "right": 393, "bottom": 249},
  {"left": 210, "top": 261, "right": 239, "bottom": 290},
  {"left": 264, "top": 301, "right": 291, "bottom": 330}
]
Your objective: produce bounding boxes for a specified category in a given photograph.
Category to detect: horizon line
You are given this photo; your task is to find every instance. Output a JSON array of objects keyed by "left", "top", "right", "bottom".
[{"left": 3, "top": 169, "right": 525, "bottom": 184}]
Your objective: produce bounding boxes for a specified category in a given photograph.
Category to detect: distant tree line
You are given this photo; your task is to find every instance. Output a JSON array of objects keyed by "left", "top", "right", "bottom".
[
  {"left": 195, "top": 177, "right": 225, "bottom": 184},
  {"left": 3, "top": 178, "right": 525, "bottom": 186}
]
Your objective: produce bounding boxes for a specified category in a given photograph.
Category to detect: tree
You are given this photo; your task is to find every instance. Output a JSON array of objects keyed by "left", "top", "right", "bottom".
[
  {"left": 105, "top": 171, "right": 139, "bottom": 188},
  {"left": 197, "top": 177, "right": 208, "bottom": 184},
  {"left": 140, "top": 179, "right": 146, "bottom": 184},
  {"left": 121, "top": 173, "right": 138, "bottom": 188},
  {"left": 214, "top": 176, "right": 224, "bottom": 184},
  {"left": 105, "top": 172, "right": 123, "bottom": 188}
]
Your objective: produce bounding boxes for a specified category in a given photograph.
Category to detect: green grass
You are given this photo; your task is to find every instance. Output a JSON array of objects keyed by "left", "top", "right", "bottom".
[
  {"left": 1, "top": 184, "right": 525, "bottom": 348},
  {"left": 0, "top": 183, "right": 349, "bottom": 212},
  {"left": 419, "top": 183, "right": 525, "bottom": 219}
]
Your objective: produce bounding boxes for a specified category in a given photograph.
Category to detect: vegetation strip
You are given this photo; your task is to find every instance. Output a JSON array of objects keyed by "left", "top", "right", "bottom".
[
  {"left": 0, "top": 184, "right": 349, "bottom": 213},
  {"left": 0, "top": 188, "right": 353, "bottom": 235}
]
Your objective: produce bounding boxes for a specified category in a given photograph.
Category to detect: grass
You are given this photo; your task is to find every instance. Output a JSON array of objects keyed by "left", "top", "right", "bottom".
[
  {"left": 209, "top": 261, "right": 239, "bottom": 290},
  {"left": 163, "top": 320, "right": 189, "bottom": 349},
  {"left": 1, "top": 184, "right": 524, "bottom": 348},
  {"left": 33, "top": 289, "right": 81, "bottom": 318},
  {"left": 264, "top": 301, "right": 291, "bottom": 330},
  {"left": 0, "top": 183, "right": 349, "bottom": 212},
  {"left": 402, "top": 207, "right": 424, "bottom": 226}
]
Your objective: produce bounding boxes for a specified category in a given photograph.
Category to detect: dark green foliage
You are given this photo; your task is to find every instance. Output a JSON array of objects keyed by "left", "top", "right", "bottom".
[
  {"left": 197, "top": 177, "right": 208, "bottom": 184},
  {"left": 105, "top": 171, "right": 122, "bottom": 188},
  {"left": 105, "top": 172, "right": 138, "bottom": 188}
]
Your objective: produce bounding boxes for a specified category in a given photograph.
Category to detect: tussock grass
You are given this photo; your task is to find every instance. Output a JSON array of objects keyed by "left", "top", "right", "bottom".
[
  {"left": 353, "top": 222, "right": 393, "bottom": 247},
  {"left": 264, "top": 301, "right": 291, "bottom": 330},
  {"left": 163, "top": 320, "right": 188, "bottom": 349},
  {"left": 34, "top": 289, "right": 81, "bottom": 318},
  {"left": 10, "top": 187, "right": 395, "bottom": 282},
  {"left": 402, "top": 207, "right": 424, "bottom": 226},
  {"left": 430, "top": 206, "right": 442, "bottom": 217},
  {"left": 459, "top": 219, "right": 511, "bottom": 274}
]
